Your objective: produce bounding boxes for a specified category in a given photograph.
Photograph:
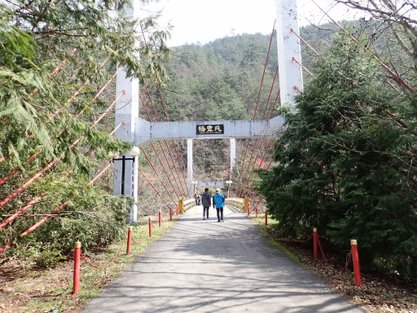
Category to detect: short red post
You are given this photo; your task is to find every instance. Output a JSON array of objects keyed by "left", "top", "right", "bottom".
[
  {"left": 351, "top": 239, "right": 362, "bottom": 287},
  {"left": 313, "top": 228, "right": 318, "bottom": 259},
  {"left": 169, "top": 208, "right": 173, "bottom": 221},
  {"left": 265, "top": 209, "right": 268, "bottom": 225},
  {"left": 255, "top": 207, "right": 258, "bottom": 218},
  {"left": 148, "top": 217, "right": 152, "bottom": 237},
  {"left": 126, "top": 227, "right": 132, "bottom": 255},
  {"left": 72, "top": 241, "right": 81, "bottom": 294},
  {"left": 158, "top": 211, "right": 162, "bottom": 227}
]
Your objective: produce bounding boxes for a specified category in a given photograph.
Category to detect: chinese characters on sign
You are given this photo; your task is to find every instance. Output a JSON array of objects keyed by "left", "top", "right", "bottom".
[{"left": 196, "top": 124, "right": 224, "bottom": 135}]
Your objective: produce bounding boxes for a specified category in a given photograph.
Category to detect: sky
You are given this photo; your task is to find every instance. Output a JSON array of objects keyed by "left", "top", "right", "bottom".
[{"left": 141, "top": 0, "right": 368, "bottom": 47}]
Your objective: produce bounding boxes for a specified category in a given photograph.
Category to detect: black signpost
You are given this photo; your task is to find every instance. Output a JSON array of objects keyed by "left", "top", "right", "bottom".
[{"left": 113, "top": 155, "right": 135, "bottom": 195}]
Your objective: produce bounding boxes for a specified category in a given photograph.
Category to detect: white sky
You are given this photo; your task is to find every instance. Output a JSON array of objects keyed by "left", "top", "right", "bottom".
[{"left": 141, "top": 0, "right": 368, "bottom": 47}]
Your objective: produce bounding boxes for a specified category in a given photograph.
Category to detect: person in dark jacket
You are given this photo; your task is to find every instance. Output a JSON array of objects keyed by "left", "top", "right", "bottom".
[
  {"left": 201, "top": 188, "right": 211, "bottom": 220},
  {"left": 212, "top": 188, "right": 225, "bottom": 222}
]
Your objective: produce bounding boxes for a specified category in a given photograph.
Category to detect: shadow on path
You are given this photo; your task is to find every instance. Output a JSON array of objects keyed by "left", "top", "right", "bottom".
[{"left": 82, "top": 205, "right": 365, "bottom": 313}]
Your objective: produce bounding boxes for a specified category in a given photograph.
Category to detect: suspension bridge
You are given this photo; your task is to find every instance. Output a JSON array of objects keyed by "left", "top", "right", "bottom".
[{"left": 0, "top": 0, "right": 412, "bottom": 311}]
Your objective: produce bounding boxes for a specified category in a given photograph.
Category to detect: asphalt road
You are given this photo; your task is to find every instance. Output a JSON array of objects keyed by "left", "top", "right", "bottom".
[{"left": 82, "top": 205, "right": 365, "bottom": 313}]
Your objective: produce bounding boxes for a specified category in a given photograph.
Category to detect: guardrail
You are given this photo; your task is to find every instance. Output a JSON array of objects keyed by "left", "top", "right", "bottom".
[
  {"left": 183, "top": 198, "right": 195, "bottom": 211},
  {"left": 225, "top": 197, "right": 244, "bottom": 211}
]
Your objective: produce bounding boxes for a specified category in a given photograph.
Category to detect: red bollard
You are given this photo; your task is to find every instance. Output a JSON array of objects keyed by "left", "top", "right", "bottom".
[
  {"left": 72, "top": 241, "right": 81, "bottom": 294},
  {"left": 169, "top": 208, "right": 173, "bottom": 221},
  {"left": 265, "top": 209, "right": 268, "bottom": 225},
  {"left": 313, "top": 228, "right": 318, "bottom": 259},
  {"left": 255, "top": 207, "right": 258, "bottom": 217},
  {"left": 158, "top": 211, "right": 162, "bottom": 227},
  {"left": 148, "top": 218, "right": 152, "bottom": 237},
  {"left": 126, "top": 227, "right": 132, "bottom": 255},
  {"left": 351, "top": 239, "right": 362, "bottom": 287}
]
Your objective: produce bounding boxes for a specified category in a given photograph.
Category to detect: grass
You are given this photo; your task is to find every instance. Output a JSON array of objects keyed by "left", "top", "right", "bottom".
[{"left": 0, "top": 217, "right": 175, "bottom": 313}]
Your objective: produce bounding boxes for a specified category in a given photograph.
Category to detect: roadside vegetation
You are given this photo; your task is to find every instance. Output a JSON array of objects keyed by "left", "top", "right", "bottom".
[
  {"left": 0, "top": 0, "right": 169, "bottom": 268},
  {"left": 0, "top": 218, "right": 173, "bottom": 313},
  {"left": 258, "top": 1, "right": 417, "bottom": 284}
]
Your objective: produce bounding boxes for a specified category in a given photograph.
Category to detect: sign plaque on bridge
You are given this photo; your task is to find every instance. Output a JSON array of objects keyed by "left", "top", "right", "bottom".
[
  {"left": 196, "top": 124, "right": 224, "bottom": 135},
  {"left": 196, "top": 181, "right": 225, "bottom": 188}
]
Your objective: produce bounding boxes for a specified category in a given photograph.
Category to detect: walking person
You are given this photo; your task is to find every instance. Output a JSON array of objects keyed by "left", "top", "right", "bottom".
[
  {"left": 213, "top": 188, "right": 225, "bottom": 222},
  {"left": 201, "top": 188, "right": 211, "bottom": 220}
]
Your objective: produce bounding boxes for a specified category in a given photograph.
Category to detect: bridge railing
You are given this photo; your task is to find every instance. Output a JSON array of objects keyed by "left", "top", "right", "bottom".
[
  {"left": 177, "top": 198, "right": 196, "bottom": 214},
  {"left": 225, "top": 197, "right": 245, "bottom": 211},
  {"left": 183, "top": 198, "right": 195, "bottom": 211},
  {"left": 181, "top": 197, "right": 247, "bottom": 213}
]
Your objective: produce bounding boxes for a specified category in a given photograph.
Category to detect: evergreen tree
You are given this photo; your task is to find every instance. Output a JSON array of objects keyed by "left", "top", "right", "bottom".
[
  {"left": 0, "top": 0, "right": 169, "bottom": 262},
  {"left": 258, "top": 34, "right": 417, "bottom": 281}
]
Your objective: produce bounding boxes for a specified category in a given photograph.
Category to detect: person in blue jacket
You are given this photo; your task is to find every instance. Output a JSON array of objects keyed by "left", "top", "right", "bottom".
[{"left": 212, "top": 188, "right": 225, "bottom": 222}]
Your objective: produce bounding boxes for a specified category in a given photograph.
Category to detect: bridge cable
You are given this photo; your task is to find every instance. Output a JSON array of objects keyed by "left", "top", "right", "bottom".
[
  {"left": 139, "top": 169, "right": 174, "bottom": 211},
  {"left": 0, "top": 57, "right": 112, "bottom": 187},
  {"left": 139, "top": 147, "right": 178, "bottom": 206},
  {"left": 152, "top": 81, "right": 190, "bottom": 196},
  {"left": 0, "top": 155, "right": 118, "bottom": 254},
  {"left": 139, "top": 23, "right": 189, "bottom": 196},
  {"left": 141, "top": 86, "right": 189, "bottom": 196},
  {"left": 238, "top": 70, "right": 280, "bottom": 196},
  {"left": 233, "top": 22, "right": 276, "bottom": 196},
  {"left": 140, "top": 93, "right": 184, "bottom": 199},
  {"left": 239, "top": 23, "right": 338, "bottom": 198},
  {"left": 236, "top": 27, "right": 277, "bottom": 196},
  {"left": 0, "top": 89, "right": 124, "bottom": 208}
]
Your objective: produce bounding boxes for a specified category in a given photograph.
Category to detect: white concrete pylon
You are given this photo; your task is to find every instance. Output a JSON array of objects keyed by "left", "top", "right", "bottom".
[
  {"left": 230, "top": 138, "right": 236, "bottom": 179},
  {"left": 113, "top": 1, "right": 140, "bottom": 223},
  {"left": 187, "top": 139, "right": 193, "bottom": 196},
  {"left": 276, "top": 0, "right": 304, "bottom": 109}
]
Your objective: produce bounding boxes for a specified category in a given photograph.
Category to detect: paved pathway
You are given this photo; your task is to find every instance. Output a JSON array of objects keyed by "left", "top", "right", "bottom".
[{"left": 82, "top": 205, "right": 364, "bottom": 313}]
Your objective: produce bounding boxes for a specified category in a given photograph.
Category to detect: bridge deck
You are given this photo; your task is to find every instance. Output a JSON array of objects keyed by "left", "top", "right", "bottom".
[{"left": 82, "top": 205, "right": 364, "bottom": 312}]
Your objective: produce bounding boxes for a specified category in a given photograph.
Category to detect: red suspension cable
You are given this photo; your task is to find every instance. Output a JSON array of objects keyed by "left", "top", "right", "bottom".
[
  {"left": 140, "top": 24, "right": 189, "bottom": 196},
  {"left": 139, "top": 169, "right": 172, "bottom": 210},
  {"left": 140, "top": 147, "right": 178, "bottom": 206},
  {"left": 235, "top": 22, "right": 276, "bottom": 196},
  {"left": 140, "top": 92, "right": 185, "bottom": 197},
  {"left": 0, "top": 193, "right": 46, "bottom": 228},
  {"left": 142, "top": 87, "right": 189, "bottom": 195}
]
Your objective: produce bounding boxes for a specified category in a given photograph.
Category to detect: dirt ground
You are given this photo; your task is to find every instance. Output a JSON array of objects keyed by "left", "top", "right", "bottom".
[{"left": 276, "top": 238, "right": 417, "bottom": 313}]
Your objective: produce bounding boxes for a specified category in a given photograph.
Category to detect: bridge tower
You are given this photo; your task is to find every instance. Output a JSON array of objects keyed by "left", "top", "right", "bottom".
[
  {"left": 276, "top": 0, "right": 304, "bottom": 107},
  {"left": 113, "top": 0, "right": 303, "bottom": 218},
  {"left": 113, "top": 1, "right": 140, "bottom": 223}
]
